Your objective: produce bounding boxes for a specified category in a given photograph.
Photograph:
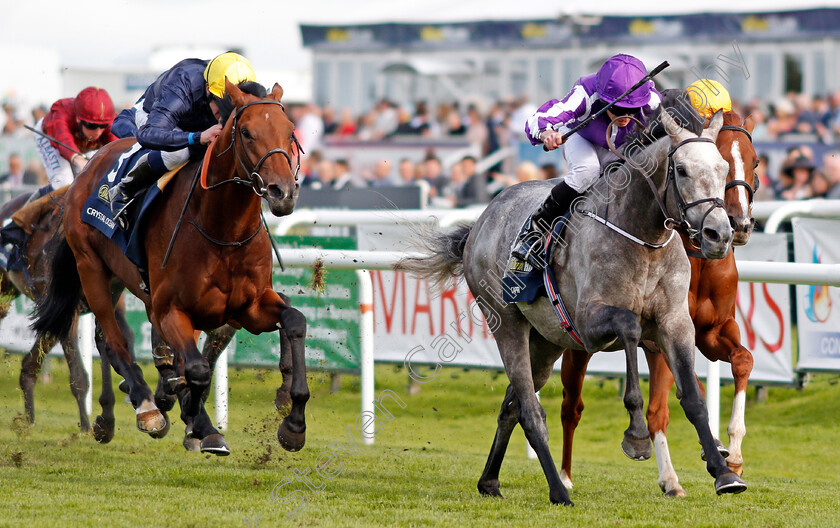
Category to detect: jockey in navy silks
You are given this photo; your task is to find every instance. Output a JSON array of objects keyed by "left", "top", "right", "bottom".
[
  {"left": 510, "top": 54, "right": 663, "bottom": 268},
  {"left": 108, "top": 51, "right": 260, "bottom": 230}
]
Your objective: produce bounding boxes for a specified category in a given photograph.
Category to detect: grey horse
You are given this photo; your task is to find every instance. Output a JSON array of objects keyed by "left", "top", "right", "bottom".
[{"left": 397, "top": 109, "right": 747, "bottom": 505}]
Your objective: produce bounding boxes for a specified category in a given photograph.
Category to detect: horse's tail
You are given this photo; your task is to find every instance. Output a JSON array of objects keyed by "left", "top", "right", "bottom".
[
  {"left": 30, "top": 232, "right": 81, "bottom": 341},
  {"left": 395, "top": 223, "right": 473, "bottom": 290}
]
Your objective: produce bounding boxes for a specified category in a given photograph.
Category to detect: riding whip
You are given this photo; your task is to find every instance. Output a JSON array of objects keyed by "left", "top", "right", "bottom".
[
  {"left": 543, "top": 60, "right": 670, "bottom": 151},
  {"left": 24, "top": 124, "right": 90, "bottom": 160}
]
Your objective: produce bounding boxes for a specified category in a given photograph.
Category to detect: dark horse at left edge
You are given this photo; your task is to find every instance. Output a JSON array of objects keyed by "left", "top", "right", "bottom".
[{"left": 32, "top": 80, "right": 308, "bottom": 454}]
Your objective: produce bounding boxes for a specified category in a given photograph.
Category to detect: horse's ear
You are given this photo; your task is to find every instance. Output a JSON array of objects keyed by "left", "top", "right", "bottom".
[
  {"left": 270, "top": 83, "right": 284, "bottom": 102},
  {"left": 659, "top": 108, "right": 687, "bottom": 140},
  {"left": 703, "top": 109, "right": 724, "bottom": 140},
  {"left": 225, "top": 78, "right": 247, "bottom": 106},
  {"left": 743, "top": 113, "right": 756, "bottom": 134}
]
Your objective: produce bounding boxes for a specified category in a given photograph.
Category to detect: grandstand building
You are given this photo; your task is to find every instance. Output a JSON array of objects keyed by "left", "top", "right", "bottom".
[{"left": 301, "top": 8, "right": 840, "bottom": 113}]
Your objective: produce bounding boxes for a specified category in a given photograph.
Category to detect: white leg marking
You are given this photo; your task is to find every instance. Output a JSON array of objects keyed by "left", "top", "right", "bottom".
[
  {"left": 560, "top": 469, "right": 573, "bottom": 490},
  {"left": 135, "top": 399, "right": 160, "bottom": 415},
  {"left": 727, "top": 390, "right": 747, "bottom": 467},
  {"left": 653, "top": 431, "right": 684, "bottom": 496},
  {"left": 730, "top": 140, "right": 749, "bottom": 216}
]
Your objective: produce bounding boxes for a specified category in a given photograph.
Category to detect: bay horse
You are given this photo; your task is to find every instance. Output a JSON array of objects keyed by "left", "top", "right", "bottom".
[
  {"left": 33, "top": 80, "right": 307, "bottom": 455},
  {"left": 558, "top": 110, "right": 758, "bottom": 497},
  {"left": 0, "top": 191, "right": 135, "bottom": 435},
  {"left": 398, "top": 109, "right": 746, "bottom": 505}
]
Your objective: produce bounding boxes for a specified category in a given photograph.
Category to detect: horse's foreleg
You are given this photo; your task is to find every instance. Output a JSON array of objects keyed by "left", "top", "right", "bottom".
[
  {"left": 156, "top": 309, "right": 227, "bottom": 454},
  {"left": 20, "top": 335, "right": 56, "bottom": 425},
  {"left": 76, "top": 255, "right": 163, "bottom": 434},
  {"left": 60, "top": 322, "right": 91, "bottom": 432},
  {"left": 274, "top": 292, "right": 294, "bottom": 411},
  {"left": 559, "top": 348, "right": 590, "bottom": 490},
  {"left": 644, "top": 344, "right": 685, "bottom": 497},
  {"left": 660, "top": 320, "right": 746, "bottom": 495},
  {"left": 241, "top": 290, "right": 309, "bottom": 452},
  {"left": 583, "top": 306, "right": 650, "bottom": 461},
  {"left": 700, "top": 318, "right": 753, "bottom": 476}
]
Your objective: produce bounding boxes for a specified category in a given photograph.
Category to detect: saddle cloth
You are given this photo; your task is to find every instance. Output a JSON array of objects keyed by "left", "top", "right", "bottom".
[
  {"left": 81, "top": 143, "right": 185, "bottom": 268},
  {"left": 502, "top": 213, "right": 584, "bottom": 346}
]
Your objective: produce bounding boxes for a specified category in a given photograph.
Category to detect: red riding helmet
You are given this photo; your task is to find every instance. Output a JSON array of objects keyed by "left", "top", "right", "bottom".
[{"left": 74, "top": 86, "right": 116, "bottom": 125}]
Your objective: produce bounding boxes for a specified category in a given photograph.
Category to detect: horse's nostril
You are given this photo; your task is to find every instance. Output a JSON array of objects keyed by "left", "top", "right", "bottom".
[
  {"left": 702, "top": 227, "right": 720, "bottom": 242},
  {"left": 728, "top": 215, "right": 736, "bottom": 229}
]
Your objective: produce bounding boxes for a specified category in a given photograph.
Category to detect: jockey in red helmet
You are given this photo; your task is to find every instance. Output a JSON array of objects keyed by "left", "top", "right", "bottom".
[
  {"left": 511, "top": 54, "right": 662, "bottom": 269},
  {"left": 35, "top": 87, "right": 117, "bottom": 189}
]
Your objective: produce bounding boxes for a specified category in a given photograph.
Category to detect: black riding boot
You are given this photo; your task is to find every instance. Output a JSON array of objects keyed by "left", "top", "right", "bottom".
[
  {"left": 109, "top": 153, "right": 162, "bottom": 230},
  {"left": 510, "top": 180, "right": 583, "bottom": 269}
]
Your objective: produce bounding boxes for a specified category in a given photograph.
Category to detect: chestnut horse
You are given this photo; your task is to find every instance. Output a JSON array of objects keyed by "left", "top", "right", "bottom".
[
  {"left": 33, "top": 81, "right": 307, "bottom": 455},
  {"left": 559, "top": 110, "right": 758, "bottom": 496},
  {"left": 0, "top": 191, "right": 136, "bottom": 436}
]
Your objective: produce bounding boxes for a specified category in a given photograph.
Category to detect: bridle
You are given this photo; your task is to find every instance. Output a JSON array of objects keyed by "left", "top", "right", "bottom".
[
  {"left": 719, "top": 124, "right": 758, "bottom": 204},
  {"left": 209, "top": 100, "right": 303, "bottom": 196},
  {"left": 605, "top": 116, "right": 725, "bottom": 246}
]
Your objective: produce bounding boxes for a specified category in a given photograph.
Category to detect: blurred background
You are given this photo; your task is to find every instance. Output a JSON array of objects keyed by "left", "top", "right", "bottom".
[{"left": 3, "top": 1, "right": 840, "bottom": 207}]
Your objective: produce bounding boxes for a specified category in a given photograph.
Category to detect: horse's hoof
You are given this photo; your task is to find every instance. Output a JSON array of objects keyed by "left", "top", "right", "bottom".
[
  {"left": 549, "top": 492, "right": 574, "bottom": 506},
  {"left": 477, "top": 479, "right": 503, "bottom": 498},
  {"left": 701, "top": 438, "right": 730, "bottom": 461},
  {"left": 200, "top": 434, "right": 231, "bottom": 456},
  {"left": 92, "top": 415, "right": 115, "bottom": 444},
  {"left": 154, "top": 393, "right": 177, "bottom": 413},
  {"left": 715, "top": 472, "right": 747, "bottom": 495},
  {"left": 277, "top": 420, "right": 306, "bottom": 452},
  {"left": 148, "top": 410, "right": 171, "bottom": 439},
  {"left": 621, "top": 435, "right": 652, "bottom": 461},
  {"left": 118, "top": 380, "right": 130, "bottom": 394},
  {"left": 664, "top": 487, "right": 687, "bottom": 498},
  {"left": 136, "top": 410, "right": 167, "bottom": 434},
  {"left": 274, "top": 389, "right": 292, "bottom": 413},
  {"left": 183, "top": 435, "right": 201, "bottom": 452}
]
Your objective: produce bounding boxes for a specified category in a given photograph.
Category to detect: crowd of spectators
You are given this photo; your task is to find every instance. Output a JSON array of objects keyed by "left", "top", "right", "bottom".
[{"left": 4, "top": 89, "right": 840, "bottom": 203}]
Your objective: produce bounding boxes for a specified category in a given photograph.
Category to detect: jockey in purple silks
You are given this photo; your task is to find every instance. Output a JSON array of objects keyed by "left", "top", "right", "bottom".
[{"left": 510, "top": 54, "right": 662, "bottom": 269}]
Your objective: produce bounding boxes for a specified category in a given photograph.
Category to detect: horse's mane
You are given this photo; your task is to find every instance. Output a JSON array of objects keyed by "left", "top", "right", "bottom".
[
  {"left": 215, "top": 81, "right": 268, "bottom": 125},
  {"left": 624, "top": 88, "right": 705, "bottom": 150}
]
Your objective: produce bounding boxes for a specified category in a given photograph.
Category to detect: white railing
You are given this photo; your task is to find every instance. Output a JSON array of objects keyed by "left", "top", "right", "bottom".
[{"left": 74, "top": 249, "right": 840, "bottom": 448}]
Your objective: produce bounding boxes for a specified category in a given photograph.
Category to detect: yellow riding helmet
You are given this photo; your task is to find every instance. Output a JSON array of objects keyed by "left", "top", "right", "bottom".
[
  {"left": 686, "top": 79, "right": 732, "bottom": 118},
  {"left": 204, "top": 52, "right": 257, "bottom": 98}
]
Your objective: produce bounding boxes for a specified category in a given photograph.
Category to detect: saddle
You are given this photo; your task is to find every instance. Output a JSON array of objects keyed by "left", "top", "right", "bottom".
[{"left": 81, "top": 147, "right": 186, "bottom": 269}]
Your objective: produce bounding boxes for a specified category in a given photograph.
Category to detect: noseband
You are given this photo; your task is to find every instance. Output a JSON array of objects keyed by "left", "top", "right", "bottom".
[
  {"left": 720, "top": 125, "right": 758, "bottom": 204},
  {"left": 211, "top": 100, "right": 303, "bottom": 196},
  {"left": 663, "top": 136, "right": 725, "bottom": 242}
]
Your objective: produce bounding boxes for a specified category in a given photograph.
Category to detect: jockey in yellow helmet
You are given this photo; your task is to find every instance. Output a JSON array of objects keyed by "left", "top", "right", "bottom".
[{"left": 686, "top": 79, "right": 732, "bottom": 119}]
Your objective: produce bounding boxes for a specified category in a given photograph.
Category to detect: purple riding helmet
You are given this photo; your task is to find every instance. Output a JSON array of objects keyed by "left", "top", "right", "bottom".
[{"left": 595, "top": 54, "right": 653, "bottom": 108}]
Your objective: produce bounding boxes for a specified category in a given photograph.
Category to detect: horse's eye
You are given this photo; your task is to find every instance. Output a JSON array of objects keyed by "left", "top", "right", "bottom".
[
  {"left": 675, "top": 165, "right": 687, "bottom": 177},
  {"left": 241, "top": 127, "right": 252, "bottom": 140}
]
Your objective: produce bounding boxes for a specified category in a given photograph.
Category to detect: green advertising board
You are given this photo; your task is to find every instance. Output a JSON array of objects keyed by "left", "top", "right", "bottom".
[{"left": 122, "top": 235, "right": 361, "bottom": 371}]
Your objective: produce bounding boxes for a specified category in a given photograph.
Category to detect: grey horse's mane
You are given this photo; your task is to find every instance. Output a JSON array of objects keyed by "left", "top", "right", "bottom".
[{"left": 624, "top": 88, "right": 705, "bottom": 150}]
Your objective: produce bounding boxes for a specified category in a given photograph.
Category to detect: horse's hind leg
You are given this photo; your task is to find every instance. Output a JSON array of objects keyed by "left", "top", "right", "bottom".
[
  {"left": 60, "top": 322, "right": 91, "bottom": 432},
  {"left": 643, "top": 344, "right": 685, "bottom": 497},
  {"left": 20, "top": 335, "right": 55, "bottom": 425},
  {"left": 478, "top": 330, "right": 563, "bottom": 499},
  {"left": 201, "top": 324, "right": 236, "bottom": 401},
  {"left": 560, "top": 348, "right": 590, "bottom": 490},
  {"left": 76, "top": 255, "right": 164, "bottom": 434}
]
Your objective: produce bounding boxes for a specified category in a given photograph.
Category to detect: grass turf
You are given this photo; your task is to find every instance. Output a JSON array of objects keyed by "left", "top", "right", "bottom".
[{"left": 1, "top": 351, "right": 839, "bottom": 527}]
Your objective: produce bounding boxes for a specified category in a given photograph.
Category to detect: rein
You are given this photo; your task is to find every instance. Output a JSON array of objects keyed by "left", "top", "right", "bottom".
[{"left": 719, "top": 124, "right": 758, "bottom": 204}]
